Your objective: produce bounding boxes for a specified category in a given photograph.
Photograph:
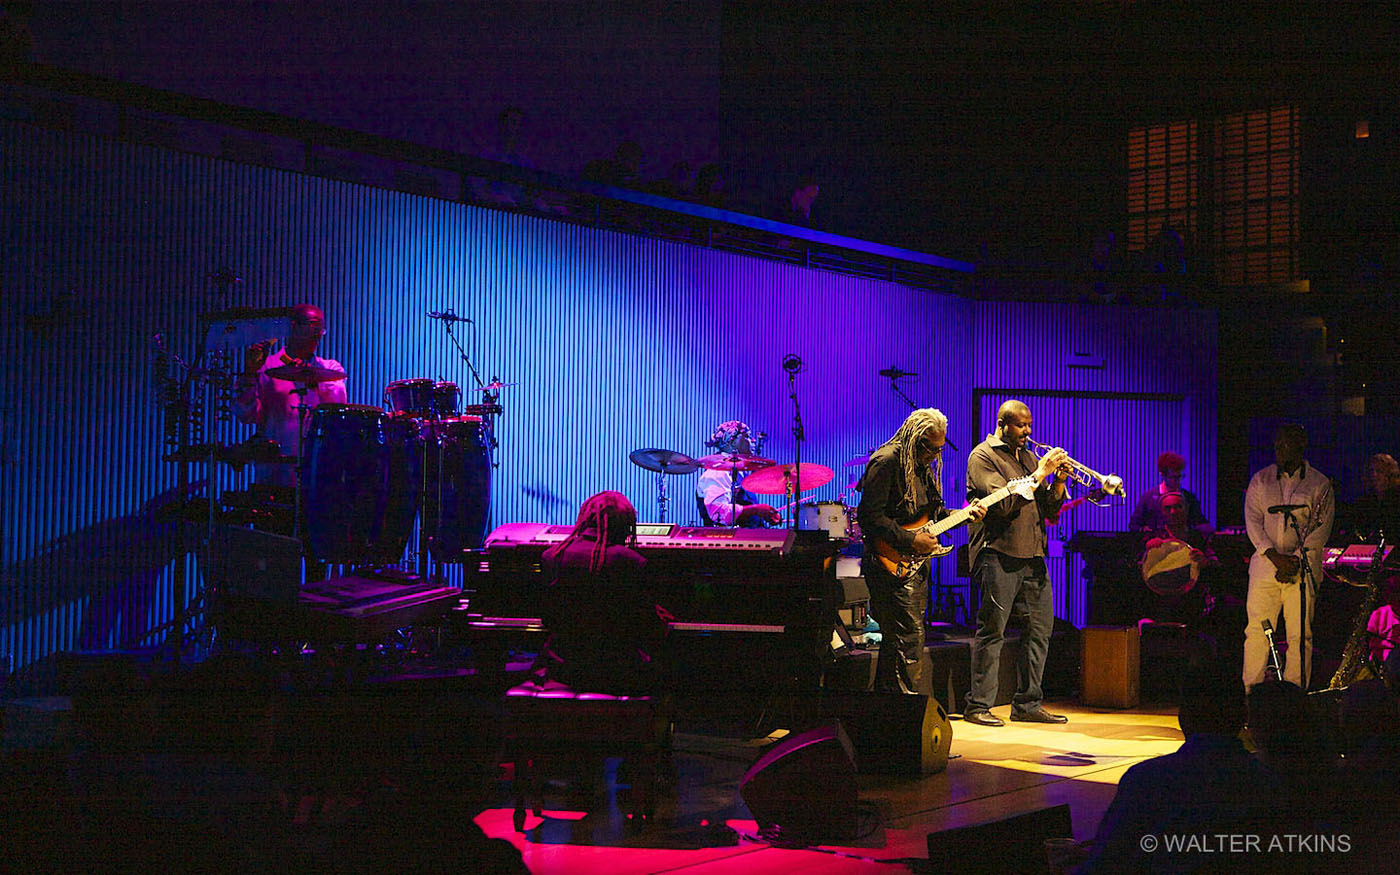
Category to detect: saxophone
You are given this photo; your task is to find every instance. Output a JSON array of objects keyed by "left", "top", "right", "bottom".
[{"left": 1328, "top": 535, "right": 1388, "bottom": 690}]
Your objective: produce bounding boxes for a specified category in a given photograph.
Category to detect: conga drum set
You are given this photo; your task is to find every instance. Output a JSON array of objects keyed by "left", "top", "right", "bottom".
[{"left": 296, "top": 373, "right": 496, "bottom": 566}]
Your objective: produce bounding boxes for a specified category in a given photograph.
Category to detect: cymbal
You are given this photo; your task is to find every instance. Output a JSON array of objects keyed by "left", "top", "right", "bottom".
[
  {"left": 629, "top": 447, "right": 700, "bottom": 475},
  {"left": 481, "top": 380, "right": 519, "bottom": 392},
  {"left": 265, "top": 362, "right": 346, "bottom": 383},
  {"left": 696, "top": 453, "right": 775, "bottom": 473},
  {"left": 843, "top": 453, "right": 871, "bottom": 467},
  {"left": 741, "top": 462, "right": 836, "bottom": 495}
]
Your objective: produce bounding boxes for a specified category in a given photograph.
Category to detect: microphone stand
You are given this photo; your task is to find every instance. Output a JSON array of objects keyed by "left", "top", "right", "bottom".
[
  {"left": 439, "top": 317, "right": 488, "bottom": 395},
  {"left": 883, "top": 371, "right": 958, "bottom": 452},
  {"left": 432, "top": 313, "right": 503, "bottom": 573},
  {"left": 1262, "top": 619, "right": 1284, "bottom": 681},
  {"left": 888, "top": 375, "right": 918, "bottom": 411},
  {"left": 1278, "top": 506, "right": 1314, "bottom": 689},
  {"left": 786, "top": 366, "right": 804, "bottom": 531}
]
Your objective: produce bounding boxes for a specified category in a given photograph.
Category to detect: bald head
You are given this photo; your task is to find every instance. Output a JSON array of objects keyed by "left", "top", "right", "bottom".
[
  {"left": 997, "top": 400, "right": 1030, "bottom": 425},
  {"left": 287, "top": 303, "right": 326, "bottom": 358}
]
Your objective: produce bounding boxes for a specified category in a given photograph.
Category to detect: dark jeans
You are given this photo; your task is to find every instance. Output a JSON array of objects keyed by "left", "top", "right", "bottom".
[
  {"left": 863, "top": 555, "right": 928, "bottom": 695},
  {"left": 966, "top": 551, "right": 1054, "bottom": 713}
]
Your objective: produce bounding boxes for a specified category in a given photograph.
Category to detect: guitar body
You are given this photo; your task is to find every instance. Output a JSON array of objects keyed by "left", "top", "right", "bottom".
[{"left": 871, "top": 513, "right": 953, "bottom": 579}]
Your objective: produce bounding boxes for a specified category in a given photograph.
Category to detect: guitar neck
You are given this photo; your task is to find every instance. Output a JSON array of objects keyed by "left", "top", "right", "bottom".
[{"left": 924, "top": 478, "right": 1033, "bottom": 538}]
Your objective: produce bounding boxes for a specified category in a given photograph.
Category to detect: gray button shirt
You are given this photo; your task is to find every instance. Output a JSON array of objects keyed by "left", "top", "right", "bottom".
[{"left": 965, "top": 433, "right": 1065, "bottom": 568}]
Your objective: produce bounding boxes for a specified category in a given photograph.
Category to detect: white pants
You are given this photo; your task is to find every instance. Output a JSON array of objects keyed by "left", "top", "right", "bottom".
[{"left": 1242, "top": 553, "right": 1318, "bottom": 689}]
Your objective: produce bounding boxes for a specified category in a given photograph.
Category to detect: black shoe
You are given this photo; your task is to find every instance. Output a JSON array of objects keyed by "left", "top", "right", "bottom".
[
  {"left": 963, "top": 709, "right": 1004, "bottom": 727},
  {"left": 1010, "top": 707, "right": 1068, "bottom": 724}
]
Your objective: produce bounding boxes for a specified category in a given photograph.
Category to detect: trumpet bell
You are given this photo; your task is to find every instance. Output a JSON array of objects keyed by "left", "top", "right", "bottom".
[{"left": 1102, "top": 474, "right": 1125, "bottom": 497}]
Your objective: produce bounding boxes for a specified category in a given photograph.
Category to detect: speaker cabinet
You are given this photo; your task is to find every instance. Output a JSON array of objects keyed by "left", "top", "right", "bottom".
[
  {"left": 1081, "top": 625, "right": 1140, "bottom": 708},
  {"left": 927, "top": 804, "right": 1073, "bottom": 874},
  {"left": 739, "top": 724, "right": 859, "bottom": 843},
  {"left": 819, "top": 692, "right": 953, "bottom": 776}
]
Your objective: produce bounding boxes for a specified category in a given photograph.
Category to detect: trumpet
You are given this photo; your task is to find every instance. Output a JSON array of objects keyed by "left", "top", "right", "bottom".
[{"left": 1025, "top": 438, "right": 1126, "bottom": 499}]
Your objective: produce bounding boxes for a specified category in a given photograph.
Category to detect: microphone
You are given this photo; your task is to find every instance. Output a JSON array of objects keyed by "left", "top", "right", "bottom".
[
  {"left": 428, "top": 309, "right": 473, "bottom": 325},
  {"left": 879, "top": 366, "right": 916, "bottom": 379},
  {"left": 1268, "top": 504, "right": 1307, "bottom": 514},
  {"left": 782, "top": 354, "right": 803, "bottom": 374}
]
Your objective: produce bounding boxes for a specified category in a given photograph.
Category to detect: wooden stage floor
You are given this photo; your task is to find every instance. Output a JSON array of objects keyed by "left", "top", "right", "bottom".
[{"left": 474, "top": 698, "right": 1185, "bottom": 873}]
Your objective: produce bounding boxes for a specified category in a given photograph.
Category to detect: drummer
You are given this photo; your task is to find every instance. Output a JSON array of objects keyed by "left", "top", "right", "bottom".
[
  {"left": 695, "top": 420, "right": 780, "bottom": 527},
  {"left": 233, "top": 303, "right": 347, "bottom": 486}
]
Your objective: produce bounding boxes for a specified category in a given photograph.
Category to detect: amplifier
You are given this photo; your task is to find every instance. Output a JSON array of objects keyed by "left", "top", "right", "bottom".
[{"left": 484, "top": 521, "right": 794, "bottom": 555}]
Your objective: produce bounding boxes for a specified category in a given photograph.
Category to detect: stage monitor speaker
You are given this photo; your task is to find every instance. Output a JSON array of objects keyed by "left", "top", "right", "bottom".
[
  {"left": 739, "top": 724, "right": 859, "bottom": 844},
  {"left": 927, "top": 803, "right": 1073, "bottom": 875},
  {"left": 819, "top": 691, "right": 953, "bottom": 775}
]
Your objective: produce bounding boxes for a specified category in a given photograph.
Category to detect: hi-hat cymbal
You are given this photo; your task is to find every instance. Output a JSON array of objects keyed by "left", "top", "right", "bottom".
[
  {"left": 696, "top": 453, "right": 775, "bottom": 473},
  {"left": 629, "top": 447, "right": 700, "bottom": 475},
  {"left": 741, "top": 462, "right": 836, "bottom": 495},
  {"left": 265, "top": 362, "right": 347, "bottom": 383}
]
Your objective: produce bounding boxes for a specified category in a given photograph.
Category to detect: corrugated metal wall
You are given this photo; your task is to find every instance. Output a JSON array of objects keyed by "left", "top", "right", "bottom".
[{"left": 1, "top": 119, "right": 1217, "bottom": 673}]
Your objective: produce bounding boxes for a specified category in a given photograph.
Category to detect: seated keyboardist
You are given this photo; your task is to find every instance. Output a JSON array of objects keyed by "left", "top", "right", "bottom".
[{"left": 531, "top": 491, "right": 671, "bottom": 695}]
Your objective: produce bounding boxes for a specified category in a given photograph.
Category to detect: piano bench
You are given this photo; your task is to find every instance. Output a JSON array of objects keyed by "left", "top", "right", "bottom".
[{"left": 502, "top": 681, "right": 672, "bottom": 831}]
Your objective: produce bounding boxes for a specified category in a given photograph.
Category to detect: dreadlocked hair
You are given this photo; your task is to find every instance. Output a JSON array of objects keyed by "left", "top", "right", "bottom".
[
  {"left": 887, "top": 407, "right": 948, "bottom": 510},
  {"left": 543, "top": 490, "right": 639, "bottom": 573},
  {"left": 706, "top": 420, "right": 752, "bottom": 453}
]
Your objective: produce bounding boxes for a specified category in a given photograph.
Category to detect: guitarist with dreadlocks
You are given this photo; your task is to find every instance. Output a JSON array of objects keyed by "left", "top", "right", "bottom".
[{"left": 858, "top": 408, "right": 987, "bottom": 695}]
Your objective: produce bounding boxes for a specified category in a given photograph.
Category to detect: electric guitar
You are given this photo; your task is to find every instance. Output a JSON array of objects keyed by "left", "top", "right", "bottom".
[{"left": 870, "top": 476, "right": 1040, "bottom": 579}]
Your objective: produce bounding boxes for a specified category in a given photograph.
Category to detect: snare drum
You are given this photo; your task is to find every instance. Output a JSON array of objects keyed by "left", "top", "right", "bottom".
[
  {"left": 383, "top": 378, "right": 436, "bottom": 418},
  {"left": 798, "top": 501, "right": 853, "bottom": 540}
]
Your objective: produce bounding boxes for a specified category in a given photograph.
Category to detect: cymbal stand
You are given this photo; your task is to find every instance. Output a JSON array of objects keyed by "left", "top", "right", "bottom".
[
  {"left": 729, "top": 463, "right": 740, "bottom": 527},
  {"left": 655, "top": 470, "right": 670, "bottom": 523},
  {"left": 785, "top": 360, "right": 805, "bottom": 531}
]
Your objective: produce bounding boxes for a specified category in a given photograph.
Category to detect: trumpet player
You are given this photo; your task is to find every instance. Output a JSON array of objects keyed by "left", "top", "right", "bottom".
[{"left": 963, "top": 400, "right": 1071, "bottom": 727}]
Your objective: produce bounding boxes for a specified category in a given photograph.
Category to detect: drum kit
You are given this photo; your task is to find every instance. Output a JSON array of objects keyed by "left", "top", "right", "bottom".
[{"left": 627, "top": 444, "right": 859, "bottom": 538}]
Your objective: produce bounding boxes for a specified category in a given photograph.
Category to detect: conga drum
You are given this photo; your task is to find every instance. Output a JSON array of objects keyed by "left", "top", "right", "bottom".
[
  {"left": 431, "top": 381, "right": 461, "bottom": 418},
  {"left": 374, "top": 413, "right": 421, "bottom": 564},
  {"left": 301, "top": 404, "right": 393, "bottom": 564},
  {"left": 421, "top": 416, "right": 492, "bottom": 560},
  {"left": 383, "top": 378, "right": 436, "bottom": 418}
]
